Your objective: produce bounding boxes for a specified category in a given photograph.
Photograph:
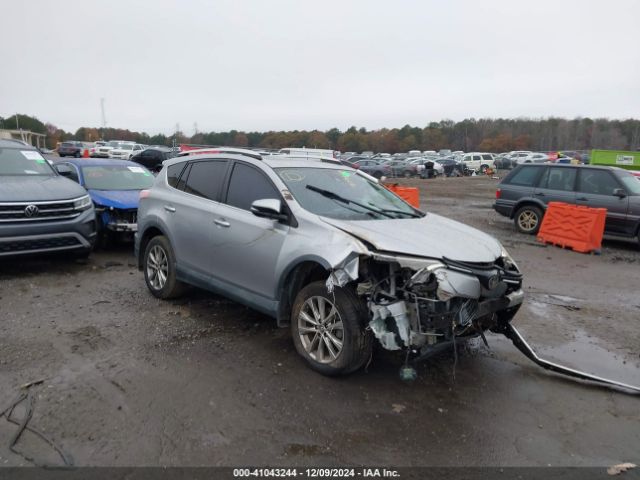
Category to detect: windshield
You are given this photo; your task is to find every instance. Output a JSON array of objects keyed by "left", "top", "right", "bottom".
[
  {"left": 619, "top": 172, "right": 640, "bottom": 195},
  {"left": 81, "top": 165, "right": 154, "bottom": 190},
  {"left": 0, "top": 148, "right": 55, "bottom": 176},
  {"left": 120, "top": 144, "right": 134, "bottom": 151},
  {"left": 275, "top": 167, "right": 422, "bottom": 220},
  {"left": 107, "top": 141, "right": 121, "bottom": 147}
]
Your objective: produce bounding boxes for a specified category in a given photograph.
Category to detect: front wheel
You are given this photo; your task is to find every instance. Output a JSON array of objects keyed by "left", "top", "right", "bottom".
[
  {"left": 143, "top": 235, "right": 187, "bottom": 299},
  {"left": 514, "top": 205, "right": 544, "bottom": 234},
  {"left": 403, "top": 170, "right": 412, "bottom": 178},
  {"left": 291, "top": 281, "right": 372, "bottom": 376},
  {"left": 480, "top": 164, "right": 489, "bottom": 173}
]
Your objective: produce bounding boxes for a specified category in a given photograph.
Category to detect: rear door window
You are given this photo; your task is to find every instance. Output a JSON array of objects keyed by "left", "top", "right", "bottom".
[
  {"left": 539, "top": 167, "right": 577, "bottom": 191},
  {"left": 505, "top": 166, "right": 542, "bottom": 186},
  {"left": 182, "top": 160, "right": 229, "bottom": 200},
  {"left": 166, "top": 162, "right": 187, "bottom": 189},
  {"left": 224, "top": 163, "right": 279, "bottom": 211},
  {"left": 481, "top": 154, "right": 493, "bottom": 160},
  {"left": 577, "top": 169, "right": 621, "bottom": 196}
]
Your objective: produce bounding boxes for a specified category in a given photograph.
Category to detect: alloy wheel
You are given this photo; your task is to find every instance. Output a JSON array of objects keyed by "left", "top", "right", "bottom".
[
  {"left": 298, "top": 296, "right": 344, "bottom": 364},
  {"left": 146, "top": 245, "right": 169, "bottom": 290},
  {"left": 518, "top": 210, "right": 539, "bottom": 232}
]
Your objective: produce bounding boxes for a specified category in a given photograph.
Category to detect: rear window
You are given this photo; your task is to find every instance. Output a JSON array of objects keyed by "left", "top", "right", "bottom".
[
  {"left": 481, "top": 154, "right": 493, "bottom": 160},
  {"left": 504, "top": 166, "right": 542, "bottom": 186}
]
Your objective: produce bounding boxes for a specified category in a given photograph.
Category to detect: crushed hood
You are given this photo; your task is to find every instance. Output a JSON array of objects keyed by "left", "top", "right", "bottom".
[
  {"left": 88, "top": 189, "right": 140, "bottom": 209},
  {"left": 321, "top": 213, "right": 502, "bottom": 263},
  {"left": 0, "top": 175, "right": 88, "bottom": 203}
]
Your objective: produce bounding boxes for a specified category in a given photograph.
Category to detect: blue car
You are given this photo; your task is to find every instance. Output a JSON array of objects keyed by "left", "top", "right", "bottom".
[{"left": 53, "top": 158, "right": 154, "bottom": 246}]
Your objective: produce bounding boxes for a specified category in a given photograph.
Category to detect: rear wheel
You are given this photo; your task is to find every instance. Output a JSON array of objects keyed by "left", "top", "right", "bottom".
[
  {"left": 372, "top": 171, "right": 383, "bottom": 179},
  {"left": 143, "top": 235, "right": 187, "bottom": 299},
  {"left": 514, "top": 205, "right": 543, "bottom": 234},
  {"left": 403, "top": 170, "right": 412, "bottom": 178},
  {"left": 291, "top": 281, "right": 372, "bottom": 376},
  {"left": 480, "top": 164, "right": 489, "bottom": 173}
]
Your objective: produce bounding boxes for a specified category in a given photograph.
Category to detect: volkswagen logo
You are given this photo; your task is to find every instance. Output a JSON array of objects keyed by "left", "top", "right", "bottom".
[{"left": 24, "top": 205, "right": 39, "bottom": 218}]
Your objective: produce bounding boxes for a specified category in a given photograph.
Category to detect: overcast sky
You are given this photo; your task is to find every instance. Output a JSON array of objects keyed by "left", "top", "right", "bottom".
[{"left": 2, "top": 0, "right": 639, "bottom": 135}]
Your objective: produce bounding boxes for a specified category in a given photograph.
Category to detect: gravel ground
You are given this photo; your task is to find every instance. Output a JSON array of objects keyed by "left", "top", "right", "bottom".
[{"left": 1, "top": 174, "right": 639, "bottom": 467}]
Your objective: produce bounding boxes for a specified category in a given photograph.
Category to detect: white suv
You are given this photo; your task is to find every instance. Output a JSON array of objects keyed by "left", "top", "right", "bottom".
[
  {"left": 109, "top": 143, "right": 144, "bottom": 160},
  {"left": 461, "top": 152, "right": 496, "bottom": 173},
  {"left": 509, "top": 152, "right": 549, "bottom": 165}
]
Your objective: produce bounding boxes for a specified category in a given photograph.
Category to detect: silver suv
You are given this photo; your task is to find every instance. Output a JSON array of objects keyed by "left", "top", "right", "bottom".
[{"left": 135, "top": 149, "right": 524, "bottom": 375}]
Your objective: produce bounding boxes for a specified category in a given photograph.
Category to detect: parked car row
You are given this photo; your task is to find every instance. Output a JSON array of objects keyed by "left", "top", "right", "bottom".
[
  {"left": 4, "top": 140, "right": 640, "bottom": 379},
  {"left": 0, "top": 138, "right": 157, "bottom": 258}
]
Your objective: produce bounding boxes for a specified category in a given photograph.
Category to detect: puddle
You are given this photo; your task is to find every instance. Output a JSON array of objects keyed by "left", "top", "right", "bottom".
[{"left": 538, "top": 329, "right": 640, "bottom": 386}]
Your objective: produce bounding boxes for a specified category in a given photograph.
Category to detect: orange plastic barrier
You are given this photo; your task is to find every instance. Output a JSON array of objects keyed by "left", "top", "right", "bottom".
[
  {"left": 384, "top": 184, "right": 420, "bottom": 208},
  {"left": 537, "top": 202, "right": 606, "bottom": 253},
  {"left": 82, "top": 149, "right": 90, "bottom": 158}
]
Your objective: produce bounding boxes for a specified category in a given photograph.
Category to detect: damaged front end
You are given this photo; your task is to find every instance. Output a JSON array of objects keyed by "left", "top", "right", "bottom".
[
  {"left": 329, "top": 249, "right": 524, "bottom": 358},
  {"left": 325, "top": 248, "right": 640, "bottom": 394},
  {"left": 95, "top": 207, "right": 138, "bottom": 233}
]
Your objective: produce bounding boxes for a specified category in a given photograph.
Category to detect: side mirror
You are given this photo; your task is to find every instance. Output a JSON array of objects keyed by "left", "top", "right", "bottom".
[
  {"left": 250, "top": 198, "right": 287, "bottom": 221},
  {"left": 55, "top": 165, "right": 73, "bottom": 177},
  {"left": 613, "top": 188, "right": 627, "bottom": 198}
]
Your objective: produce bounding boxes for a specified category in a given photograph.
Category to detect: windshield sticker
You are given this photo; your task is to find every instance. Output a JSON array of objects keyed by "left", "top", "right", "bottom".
[
  {"left": 281, "top": 171, "right": 304, "bottom": 182},
  {"left": 127, "top": 166, "right": 145, "bottom": 173},
  {"left": 21, "top": 150, "right": 45, "bottom": 161},
  {"left": 341, "top": 171, "right": 352, "bottom": 177},
  {"left": 24, "top": 170, "right": 39, "bottom": 174}
]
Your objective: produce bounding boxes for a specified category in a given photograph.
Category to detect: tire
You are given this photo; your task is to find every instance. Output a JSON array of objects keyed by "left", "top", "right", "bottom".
[
  {"left": 143, "top": 235, "right": 187, "bottom": 299},
  {"left": 514, "top": 205, "right": 544, "bottom": 234},
  {"left": 372, "top": 171, "right": 383, "bottom": 179},
  {"left": 291, "top": 281, "right": 372, "bottom": 376},
  {"left": 480, "top": 164, "right": 489, "bottom": 173},
  {"left": 74, "top": 151, "right": 81, "bottom": 158},
  {"left": 403, "top": 170, "right": 412, "bottom": 178}
]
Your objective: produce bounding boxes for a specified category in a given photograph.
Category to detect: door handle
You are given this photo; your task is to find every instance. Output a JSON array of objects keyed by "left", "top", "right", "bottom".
[
  {"left": 535, "top": 192, "right": 545, "bottom": 196},
  {"left": 213, "top": 218, "right": 230, "bottom": 228},
  {"left": 164, "top": 205, "right": 176, "bottom": 213},
  {"left": 576, "top": 197, "right": 588, "bottom": 201}
]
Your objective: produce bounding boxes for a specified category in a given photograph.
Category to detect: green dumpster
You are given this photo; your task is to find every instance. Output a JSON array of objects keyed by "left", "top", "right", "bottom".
[{"left": 590, "top": 149, "right": 640, "bottom": 171}]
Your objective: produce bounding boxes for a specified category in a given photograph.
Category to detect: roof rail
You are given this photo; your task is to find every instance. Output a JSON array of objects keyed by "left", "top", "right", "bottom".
[
  {"left": 273, "top": 154, "right": 342, "bottom": 165},
  {"left": 177, "top": 147, "right": 262, "bottom": 161}
]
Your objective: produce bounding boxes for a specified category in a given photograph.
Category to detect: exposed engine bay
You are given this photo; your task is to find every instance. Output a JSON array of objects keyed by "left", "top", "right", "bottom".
[{"left": 335, "top": 250, "right": 524, "bottom": 356}]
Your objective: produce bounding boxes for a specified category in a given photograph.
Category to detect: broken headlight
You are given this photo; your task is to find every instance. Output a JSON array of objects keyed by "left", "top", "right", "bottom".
[{"left": 501, "top": 246, "right": 519, "bottom": 272}]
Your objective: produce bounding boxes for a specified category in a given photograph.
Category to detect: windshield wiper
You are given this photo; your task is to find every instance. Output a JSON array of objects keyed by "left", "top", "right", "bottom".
[
  {"left": 306, "top": 185, "right": 394, "bottom": 218},
  {"left": 371, "top": 205, "right": 423, "bottom": 218}
]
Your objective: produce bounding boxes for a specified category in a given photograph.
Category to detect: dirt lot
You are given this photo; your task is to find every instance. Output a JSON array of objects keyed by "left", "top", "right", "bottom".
[{"left": 1, "top": 175, "right": 639, "bottom": 467}]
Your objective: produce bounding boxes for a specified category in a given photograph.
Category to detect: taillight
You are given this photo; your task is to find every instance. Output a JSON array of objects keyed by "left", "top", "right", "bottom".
[
  {"left": 495, "top": 188, "right": 502, "bottom": 199},
  {"left": 139, "top": 190, "right": 151, "bottom": 200}
]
